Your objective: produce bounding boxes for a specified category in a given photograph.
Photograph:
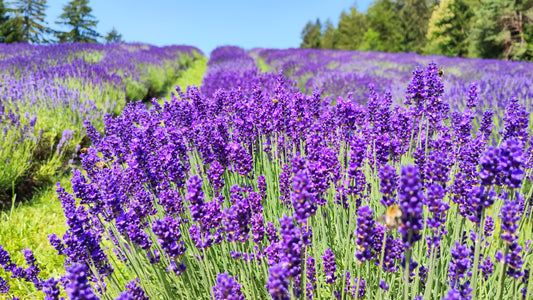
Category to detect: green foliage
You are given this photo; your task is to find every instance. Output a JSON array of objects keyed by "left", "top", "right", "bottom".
[
  {"left": 470, "top": 0, "right": 533, "bottom": 60},
  {"left": 425, "top": 0, "right": 475, "bottom": 57},
  {"left": 360, "top": 28, "right": 382, "bottom": 50},
  {"left": 336, "top": 7, "right": 368, "bottom": 50},
  {"left": 125, "top": 51, "right": 204, "bottom": 101},
  {"left": 0, "top": 176, "right": 70, "bottom": 299},
  {"left": 11, "top": 0, "right": 50, "bottom": 43},
  {"left": 125, "top": 79, "right": 148, "bottom": 101},
  {"left": 299, "top": 0, "right": 533, "bottom": 60},
  {"left": 104, "top": 27, "right": 122, "bottom": 44},
  {"left": 300, "top": 19, "right": 322, "bottom": 49},
  {"left": 164, "top": 53, "right": 208, "bottom": 100},
  {"left": 321, "top": 19, "right": 339, "bottom": 49},
  {"left": 0, "top": 0, "right": 22, "bottom": 43},
  {"left": 55, "top": 0, "right": 100, "bottom": 43},
  {"left": 366, "top": 0, "right": 402, "bottom": 52},
  {"left": 396, "top": 0, "right": 432, "bottom": 53}
]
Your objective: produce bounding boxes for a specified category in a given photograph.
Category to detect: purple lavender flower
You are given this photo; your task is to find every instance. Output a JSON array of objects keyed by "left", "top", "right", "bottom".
[
  {"left": 419, "top": 264, "right": 428, "bottom": 286},
  {"left": 322, "top": 248, "right": 337, "bottom": 284},
  {"left": 227, "top": 142, "right": 253, "bottom": 176},
  {"left": 166, "top": 261, "right": 186, "bottom": 276},
  {"left": 378, "top": 164, "right": 398, "bottom": 207},
  {"left": 425, "top": 182, "right": 449, "bottom": 232},
  {"left": 207, "top": 161, "right": 225, "bottom": 195},
  {"left": 21, "top": 249, "right": 42, "bottom": 290},
  {"left": 502, "top": 97, "right": 529, "bottom": 143},
  {"left": 186, "top": 175, "right": 205, "bottom": 222},
  {"left": 466, "top": 82, "right": 478, "bottom": 109},
  {"left": 213, "top": 273, "right": 245, "bottom": 300},
  {"left": 147, "top": 249, "right": 160, "bottom": 264},
  {"left": 451, "top": 111, "right": 473, "bottom": 146},
  {"left": 381, "top": 235, "right": 405, "bottom": 272},
  {"left": 266, "top": 263, "right": 290, "bottom": 300},
  {"left": 479, "top": 146, "right": 501, "bottom": 187},
  {"left": 442, "top": 288, "right": 462, "bottom": 300},
  {"left": 521, "top": 269, "right": 530, "bottom": 299},
  {"left": 498, "top": 139, "right": 524, "bottom": 189},
  {"left": 152, "top": 217, "right": 186, "bottom": 258},
  {"left": 355, "top": 205, "right": 376, "bottom": 262},
  {"left": 484, "top": 216, "right": 494, "bottom": 237},
  {"left": 279, "top": 215, "right": 303, "bottom": 278},
  {"left": 54, "top": 183, "right": 113, "bottom": 278},
  {"left": 479, "top": 110, "right": 493, "bottom": 140},
  {"left": 379, "top": 279, "right": 389, "bottom": 291},
  {"left": 480, "top": 256, "right": 494, "bottom": 280},
  {"left": 121, "top": 278, "right": 148, "bottom": 300},
  {"left": 506, "top": 242, "right": 525, "bottom": 279},
  {"left": 251, "top": 212, "right": 265, "bottom": 244},
  {"left": 258, "top": 174, "right": 267, "bottom": 200},
  {"left": 56, "top": 129, "right": 75, "bottom": 155},
  {"left": 279, "top": 164, "right": 292, "bottom": 207},
  {"left": 405, "top": 68, "right": 424, "bottom": 108},
  {"left": 222, "top": 189, "right": 252, "bottom": 242},
  {"left": 465, "top": 186, "right": 494, "bottom": 224},
  {"left": 0, "top": 275, "right": 8, "bottom": 293},
  {"left": 291, "top": 168, "right": 317, "bottom": 224},
  {"left": 448, "top": 242, "right": 472, "bottom": 289},
  {"left": 266, "top": 222, "right": 279, "bottom": 243},
  {"left": 499, "top": 195, "right": 522, "bottom": 244},
  {"left": 65, "top": 264, "right": 98, "bottom": 300},
  {"left": 306, "top": 256, "right": 316, "bottom": 299},
  {"left": 356, "top": 277, "right": 366, "bottom": 298},
  {"left": 398, "top": 165, "right": 425, "bottom": 247}
]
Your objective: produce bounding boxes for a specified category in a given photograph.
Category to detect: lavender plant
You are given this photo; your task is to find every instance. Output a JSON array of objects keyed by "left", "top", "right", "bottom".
[{"left": 1, "top": 46, "right": 532, "bottom": 300}]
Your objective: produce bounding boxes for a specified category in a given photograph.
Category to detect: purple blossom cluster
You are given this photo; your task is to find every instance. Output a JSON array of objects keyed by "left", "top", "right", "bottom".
[
  {"left": 0, "top": 43, "right": 201, "bottom": 205},
  {"left": 2, "top": 45, "right": 533, "bottom": 299},
  {"left": 213, "top": 273, "right": 245, "bottom": 300}
]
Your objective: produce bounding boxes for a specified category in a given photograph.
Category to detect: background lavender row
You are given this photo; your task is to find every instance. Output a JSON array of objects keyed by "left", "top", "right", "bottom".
[
  {"left": 0, "top": 43, "right": 203, "bottom": 204},
  {"left": 250, "top": 48, "right": 533, "bottom": 114}
]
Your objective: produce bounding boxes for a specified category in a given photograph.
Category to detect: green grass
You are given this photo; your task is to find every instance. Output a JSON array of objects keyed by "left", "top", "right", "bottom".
[
  {"left": 1, "top": 52, "right": 209, "bottom": 299},
  {"left": 164, "top": 54, "right": 208, "bottom": 100},
  {"left": 0, "top": 176, "right": 70, "bottom": 299},
  {"left": 256, "top": 57, "right": 271, "bottom": 72}
]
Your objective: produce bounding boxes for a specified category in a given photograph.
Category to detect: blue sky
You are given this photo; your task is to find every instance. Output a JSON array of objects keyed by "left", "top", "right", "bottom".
[{"left": 45, "top": 0, "right": 372, "bottom": 56}]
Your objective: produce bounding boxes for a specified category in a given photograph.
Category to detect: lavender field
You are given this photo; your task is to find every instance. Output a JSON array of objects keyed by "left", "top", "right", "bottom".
[
  {"left": 0, "top": 44, "right": 532, "bottom": 300},
  {"left": 0, "top": 43, "right": 201, "bottom": 204}
]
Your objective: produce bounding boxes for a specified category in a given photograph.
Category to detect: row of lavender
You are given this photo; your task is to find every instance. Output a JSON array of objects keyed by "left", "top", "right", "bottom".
[
  {"left": 1, "top": 45, "right": 532, "bottom": 299},
  {"left": 250, "top": 48, "right": 533, "bottom": 114},
  {"left": 0, "top": 43, "right": 201, "bottom": 203}
]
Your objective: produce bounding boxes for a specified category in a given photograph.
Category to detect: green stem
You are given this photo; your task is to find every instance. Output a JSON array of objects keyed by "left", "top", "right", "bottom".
[
  {"left": 423, "top": 246, "right": 437, "bottom": 300},
  {"left": 403, "top": 230, "right": 414, "bottom": 300},
  {"left": 471, "top": 208, "right": 486, "bottom": 300},
  {"left": 495, "top": 244, "right": 510, "bottom": 300}
]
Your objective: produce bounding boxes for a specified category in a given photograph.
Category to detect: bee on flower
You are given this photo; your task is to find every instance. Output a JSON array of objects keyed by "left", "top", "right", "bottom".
[{"left": 380, "top": 204, "right": 403, "bottom": 230}]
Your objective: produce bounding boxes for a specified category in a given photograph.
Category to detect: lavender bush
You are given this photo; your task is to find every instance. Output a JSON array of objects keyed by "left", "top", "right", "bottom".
[
  {"left": 0, "top": 43, "right": 201, "bottom": 204},
  {"left": 0, "top": 46, "right": 532, "bottom": 299}
]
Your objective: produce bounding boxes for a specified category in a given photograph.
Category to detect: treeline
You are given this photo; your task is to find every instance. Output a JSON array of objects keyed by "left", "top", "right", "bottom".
[
  {"left": 0, "top": 0, "right": 122, "bottom": 44},
  {"left": 301, "top": 0, "right": 533, "bottom": 60}
]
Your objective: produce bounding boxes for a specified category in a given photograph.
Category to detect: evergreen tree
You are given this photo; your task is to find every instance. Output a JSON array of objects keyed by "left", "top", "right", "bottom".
[
  {"left": 425, "top": 0, "right": 474, "bottom": 57},
  {"left": 105, "top": 27, "right": 122, "bottom": 43},
  {"left": 336, "top": 7, "right": 368, "bottom": 50},
  {"left": 396, "top": 0, "right": 432, "bottom": 53},
  {"left": 11, "top": 0, "right": 49, "bottom": 43},
  {"left": 366, "top": 0, "right": 402, "bottom": 52},
  {"left": 360, "top": 28, "right": 382, "bottom": 50},
  {"left": 321, "top": 19, "right": 339, "bottom": 49},
  {"left": 55, "top": 0, "right": 100, "bottom": 43},
  {"left": 300, "top": 19, "right": 322, "bottom": 49},
  {"left": 471, "top": 0, "right": 533, "bottom": 60},
  {"left": 0, "top": 0, "right": 22, "bottom": 43}
]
